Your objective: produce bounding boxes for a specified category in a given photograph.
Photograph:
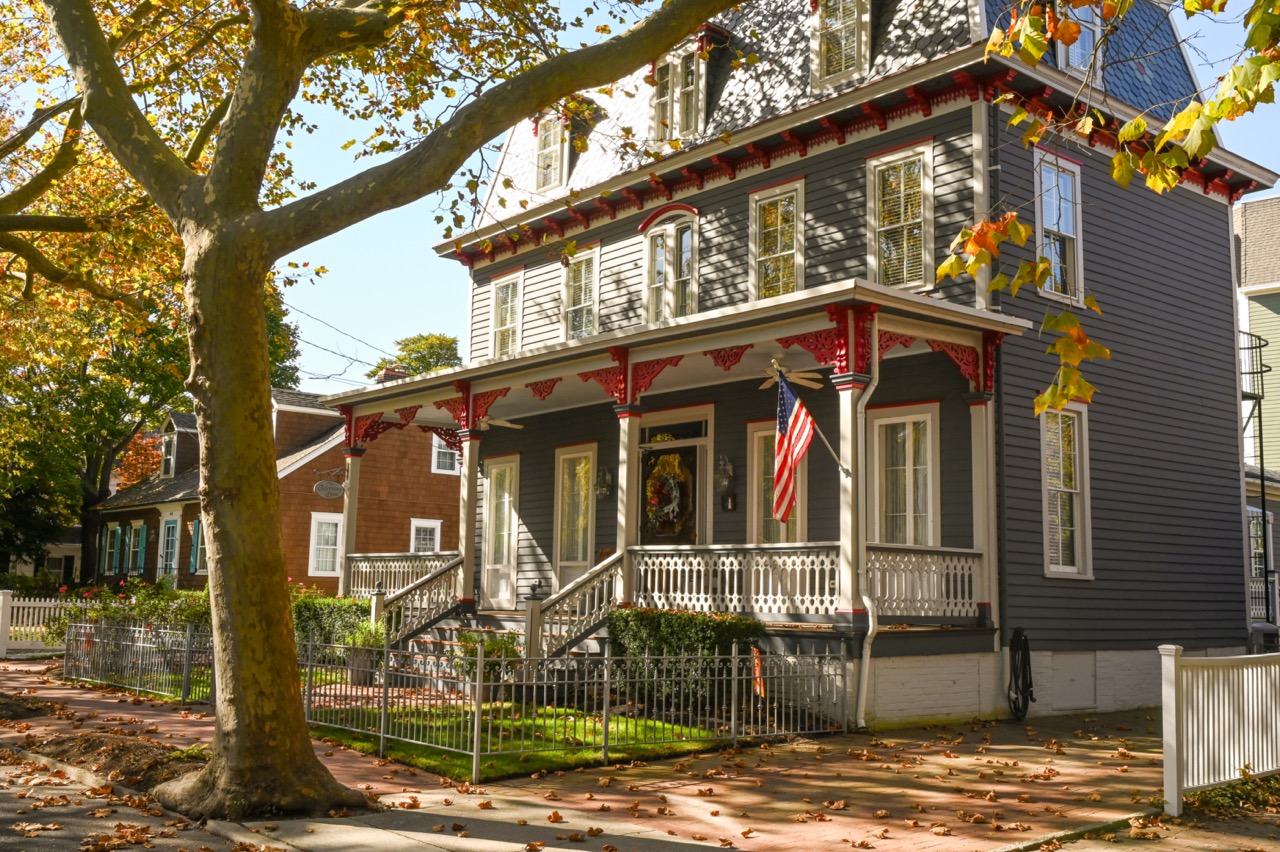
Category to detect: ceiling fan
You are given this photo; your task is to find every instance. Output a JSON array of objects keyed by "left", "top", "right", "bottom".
[
  {"left": 759, "top": 359, "right": 824, "bottom": 391},
  {"left": 476, "top": 416, "right": 524, "bottom": 430}
]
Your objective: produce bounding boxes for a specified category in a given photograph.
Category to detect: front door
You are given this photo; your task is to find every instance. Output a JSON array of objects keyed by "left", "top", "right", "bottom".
[
  {"left": 482, "top": 458, "right": 518, "bottom": 609},
  {"left": 639, "top": 416, "right": 708, "bottom": 546}
]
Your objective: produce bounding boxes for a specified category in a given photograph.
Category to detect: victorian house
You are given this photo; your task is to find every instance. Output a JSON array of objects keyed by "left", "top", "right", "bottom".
[{"left": 325, "top": 0, "right": 1272, "bottom": 724}]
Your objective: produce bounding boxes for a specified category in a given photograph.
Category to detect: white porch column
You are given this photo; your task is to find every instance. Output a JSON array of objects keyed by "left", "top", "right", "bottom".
[
  {"left": 338, "top": 446, "right": 363, "bottom": 597},
  {"left": 457, "top": 429, "right": 482, "bottom": 606},
  {"left": 968, "top": 397, "right": 996, "bottom": 626},
  {"left": 615, "top": 404, "right": 643, "bottom": 604},
  {"left": 831, "top": 373, "right": 870, "bottom": 628}
]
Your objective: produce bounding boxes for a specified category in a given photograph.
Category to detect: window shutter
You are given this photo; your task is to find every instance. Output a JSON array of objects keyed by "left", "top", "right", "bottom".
[
  {"left": 116, "top": 527, "right": 128, "bottom": 575},
  {"left": 99, "top": 526, "right": 110, "bottom": 574},
  {"left": 189, "top": 519, "right": 201, "bottom": 574},
  {"left": 136, "top": 524, "right": 148, "bottom": 571}
]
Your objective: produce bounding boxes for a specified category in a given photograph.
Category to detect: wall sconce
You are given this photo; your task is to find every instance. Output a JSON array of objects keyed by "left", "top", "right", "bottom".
[
  {"left": 715, "top": 455, "right": 736, "bottom": 511},
  {"left": 595, "top": 467, "right": 613, "bottom": 500}
]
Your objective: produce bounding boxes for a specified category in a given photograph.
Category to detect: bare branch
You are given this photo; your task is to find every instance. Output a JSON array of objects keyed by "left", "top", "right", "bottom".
[
  {"left": 41, "top": 0, "right": 196, "bottom": 222},
  {"left": 0, "top": 232, "right": 146, "bottom": 310},
  {"left": 262, "top": 0, "right": 739, "bottom": 255},
  {"left": 185, "top": 94, "right": 232, "bottom": 166},
  {"left": 0, "top": 109, "right": 84, "bottom": 216}
]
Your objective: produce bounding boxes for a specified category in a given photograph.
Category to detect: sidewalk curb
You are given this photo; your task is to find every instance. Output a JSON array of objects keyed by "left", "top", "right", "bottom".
[
  {"left": 2, "top": 739, "right": 150, "bottom": 801},
  {"left": 988, "top": 808, "right": 1162, "bottom": 852},
  {"left": 206, "top": 819, "right": 309, "bottom": 851}
]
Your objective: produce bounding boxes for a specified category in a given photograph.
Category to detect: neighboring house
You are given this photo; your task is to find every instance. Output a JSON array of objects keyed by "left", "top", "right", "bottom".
[
  {"left": 93, "top": 389, "right": 460, "bottom": 594},
  {"left": 9, "top": 527, "right": 82, "bottom": 584},
  {"left": 324, "top": 0, "right": 1273, "bottom": 724}
]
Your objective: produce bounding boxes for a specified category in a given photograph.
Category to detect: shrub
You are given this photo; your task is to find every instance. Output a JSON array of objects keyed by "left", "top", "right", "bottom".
[
  {"left": 606, "top": 608, "right": 765, "bottom": 657},
  {"left": 0, "top": 573, "right": 68, "bottom": 596},
  {"left": 452, "top": 630, "right": 522, "bottom": 679},
  {"left": 290, "top": 587, "right": 370, "bottom": 645}
]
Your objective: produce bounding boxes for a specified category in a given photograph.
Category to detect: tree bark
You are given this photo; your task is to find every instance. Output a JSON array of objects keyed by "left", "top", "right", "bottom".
[{"left": 152, "top": 230, "right": 364, "bottom": 818}]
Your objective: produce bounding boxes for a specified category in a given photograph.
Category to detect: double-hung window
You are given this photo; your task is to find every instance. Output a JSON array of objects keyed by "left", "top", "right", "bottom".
[
  {"left": 1042, "top": 404, "right": 1091, "bottom": 577},
  {"left": 555, "top": 445, "right": 596, "bottom": 589},
  {"left": 868, "top": 143, "right": 933, "bottom": 290},
  {"left": 645, "top": 215, "right": 697, "bottom": 322},
  {"left": 652, "top": 49, "right": 703, "bottom": 140},
  {"left": 161, "top": 433, "right": 176, "bottom": 478},
  {"left": 748, "top": 423, "right": 803, "bottom": 543},
  {"left": 410, "top": 518, "right": 442, "bottom": 554},
  {"left": 870, "top": 404, "right": 939, "bottom": 545},
  {"left": 491, "top": 272, "right": 521, "bottom": 358},
  {"left": 160, "top": 520, "right": 179, "bottom": 574},
  {"left": 129, "top": 523, "right": 146, "bottom": 574},
  {"left": 535, "top": 115, "right": 567, "bottom": 192},
  {"left": 1035, "top": 151, "right": 1084, "bottom": 303},
  {"left": 813, "top": 0, "right": 866, "bottom": 83},
  {"left": 750, "top": 180, "right": 804, "bottom": 300},
  {"left": 1060, "top": 6, "right": 1101, "bottom": 79},
  {"left": 564, "top": 247, "right": 598, "bottom": 340},
  {"left": 308, "top": 512, "right": 343, "bottom": 577},
  {"left": 432, "top": 435, "right": 460, "bottom": 475}
]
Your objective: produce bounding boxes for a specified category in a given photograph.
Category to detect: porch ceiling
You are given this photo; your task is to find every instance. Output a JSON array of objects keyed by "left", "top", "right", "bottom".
[{"left": 323, "top": 278, "right": 1031, "bottom": 428}]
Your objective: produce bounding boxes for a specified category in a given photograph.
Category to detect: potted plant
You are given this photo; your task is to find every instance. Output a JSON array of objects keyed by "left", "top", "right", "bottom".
[{"left": 343, "top": 620, "right": 385, "bottom": 687}]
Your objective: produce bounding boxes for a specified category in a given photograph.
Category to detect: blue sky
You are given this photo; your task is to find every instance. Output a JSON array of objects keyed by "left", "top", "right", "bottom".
[{"left": 280, "top": 10, "right": 1280, "bottom": 396}]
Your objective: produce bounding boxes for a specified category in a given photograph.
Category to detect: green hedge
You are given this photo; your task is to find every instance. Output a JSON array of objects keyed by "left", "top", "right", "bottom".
[
  {"left": 292, "top": 591, "right": 370, "bottom": 645},
  {"left": 606, "top": 607, "right": 765, "bottom": 657}
]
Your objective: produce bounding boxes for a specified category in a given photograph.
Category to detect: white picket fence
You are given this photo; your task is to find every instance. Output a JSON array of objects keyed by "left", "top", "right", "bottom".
[
  {"left": 0, "top": 591, "right": 73, "bottom": 657},
  {"left": 1161, "top": 644, "right": 1280, "bottom": 816}
]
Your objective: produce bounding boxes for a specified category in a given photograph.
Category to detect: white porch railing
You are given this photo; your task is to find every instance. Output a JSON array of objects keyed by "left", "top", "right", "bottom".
[
  {"left": 0, "top": 591, "right": 73, "bottom": 656},
  {"left": 631, "top": 543, "right": 843, "bottom": 617},
  {"left": 347, "top": 551, "right": 459, "bottom": 598},
  {"left": 382, "top": 555, "right": 466, "bottom": 643},
  {"left": 1250, "top": 577, "right": 1268, "bottom": 621},
  {"left": 525, "top": 552, "right": 623, "bottom": 658},
  {"left": 1162, "top": 645, "right": 1280, "bottom": 816},
  {"left": 867, "top": 544, "right": 981, "bottom": 619}
]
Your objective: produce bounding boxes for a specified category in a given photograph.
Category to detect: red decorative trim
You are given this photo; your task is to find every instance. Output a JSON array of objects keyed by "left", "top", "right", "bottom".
[
  {"left": 904, "top": 86, "right": 932, "bottom": 118},
  {"left": 630, "top": 355, "right": 683, "bottom": 401},
  {"left": 594, "top": 198, "right": 616, "bottom": 221},
  {"left": 353, "top": 413, "right": 396, "bottom": 443},
  {"left": 472, "top": 387, "right": 510, "bottom": 422},
  {"left": 982, "top": 331, "right": 1005, "bottom": 394},
  {"left": 862, "top": 102, "right": 887, "bottom": 132},
  {"left": 338, "top": 404, "right": 354, "bottom": 447},
  {"left": 578, "top": 347, "right": 629, "bottom": 404},
  {"left": 637, "top": 202, "right": 700, "bottom": 233},
  {"left": 928, "top": 340, "right": 981, "bottom": 387},
  {"left": 777, "top": 328, "right": 844, "bottom": 369},
  {"left": 879, "top": 332, "right": 917, "bottom": 359},
  {"left": 395, "top": 405, "right": 422, "bottom": 426},
  {"left": 620, "top": 188, "right": 644, "bottom": 211},
  {"left": 711, "top": 155, "right": 736, "bottom": 180},
  {"left": 746, "top": 143, "right": 770, "bottom": 169},
  {"left": 781, "top": 130, "right": 807, "bottom": 157},
  {"left": 648, "top": 175, "right": 672, "bottom": 202},
  {"left": 852, "top": 305, "right": 879, "bottom": 374},
  {"left": 421, "top": 426, "right": 462, "bottom": 454},
  {"left": 343, "top": 446, "right": 365, "bottom": 458},
  {"left": 824, "top": 304, "right": 850, "bottom": 373},
  {"left": 819, "top": 116, "right": 845, "bottom": 145},
  {"left": 703, "top": 344, "right": 753, "bottom": 372},
  {"left": 682, "top": 167, "right": 705, "bottom": 190},
  {"left": 434, "top": 396, "right": 470, "bottom": 428},
  {"left": 541, "top": 217, "right": 564, "bottom": 240},
  {"left": 525, "top": 378, "right": 562, "bottom": 400}
]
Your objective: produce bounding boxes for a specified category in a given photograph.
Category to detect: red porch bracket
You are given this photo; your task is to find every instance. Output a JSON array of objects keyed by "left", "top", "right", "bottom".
[
  {"left": 525, "top": 377, "right": 562, "bottom": 400},
  {"left": 630, "top": 355, "right": 683, "bottom": 402},
  {"left": 434, "top": 379, "right": 472, "bottom": 428},
  {"left": 982, "top": 331, "right": 1005, "bottom": 394},
  {"left": 578, "top": 346, "right": 630, "bottom": 404},
  {"left": 702, "top": 344, "right": 753, "bottom": 371},
  {"left": 776, "top": 304, "right": 851, "bottom": 373},
  {"left": 472, "top": 387, "right": 510, "bottom": 422},
  {"left": 419, "top": 426, "right": 462, "bottom": 453},
  {"left": 879, "top": 331, "right": 917, "bottom": 359},
  {"left": 928, "top": 340, "right": 981, "bottom": 388},
  {"left": 852, "top": 305, "right": 879, "bottom": 374}
]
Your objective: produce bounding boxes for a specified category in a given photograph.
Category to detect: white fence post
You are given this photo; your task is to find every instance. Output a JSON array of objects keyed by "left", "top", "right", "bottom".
[
  {"left": 1160, "top": 644, "right": 1184, "bottom": 817},
  {"left": 0, "top": 590, "right": 12, "bottom": 658}
]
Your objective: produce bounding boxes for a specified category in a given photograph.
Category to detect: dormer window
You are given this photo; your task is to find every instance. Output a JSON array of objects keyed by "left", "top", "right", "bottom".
[
  {"left": 535, "top": 115, "right": 568, "bottom": 192},
  {"left": 652, "top": 47, "right": 704, "bottom": 140},
  {"left": 640, "top": 204, "right": 700, "bottom": 322},
  {"left": 812, "top": 0, "right": 868, "bottom": 85},
  {"left": 1059, "top": 6, "right": 1102, "bottom": 81},
  {"left": 161, "top": 433, "right": 176, "bottom": 478}
]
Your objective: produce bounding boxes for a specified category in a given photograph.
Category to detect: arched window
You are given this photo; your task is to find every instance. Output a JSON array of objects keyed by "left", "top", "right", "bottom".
[{"left": 639, "top": 204, "right": 700, "bottom": 323}]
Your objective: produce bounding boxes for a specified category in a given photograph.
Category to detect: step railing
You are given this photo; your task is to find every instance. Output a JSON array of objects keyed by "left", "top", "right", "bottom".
[
  {"left": 380, "top": 555, "right": 466, "bottom": 643},
  {"left": 867, "top": 544, "right": 981, "bottom": 619},
  {"left": 347, "top": 551, "right": 459, "bottom": 598},
  {"left": 525, "top": 551, "right": 624, "bottom": 658}
]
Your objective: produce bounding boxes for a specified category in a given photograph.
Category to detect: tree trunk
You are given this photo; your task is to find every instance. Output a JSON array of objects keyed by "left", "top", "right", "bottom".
[{"left": 152, "top": 231, "right": 364, "bottom": 819}]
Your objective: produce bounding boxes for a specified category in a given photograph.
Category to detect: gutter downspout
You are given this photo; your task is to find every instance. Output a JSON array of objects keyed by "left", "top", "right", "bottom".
[{"left": 854, "top": 312, "right": 882, "bottom": 730}]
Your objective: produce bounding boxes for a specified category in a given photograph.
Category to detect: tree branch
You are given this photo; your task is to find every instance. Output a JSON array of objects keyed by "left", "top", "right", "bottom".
[
  {"left": 0, "top": 97, "right": 80, "bottom": 161},
  {"left": 0, "top": 214, "right": 109, "bottom": 233},
  {"left": 0, "top": 109, "right": 84, "bottom": 216},
  {"left": 0, "top": 232, "right": 146, "bottom": 310},
  {"left": 185, "top": 94, "right": 233, "bottom": 166},
  {"left": 261, "top": 0, "right": 739, "bottom": 255},
  {"left": 41, "top": 0, "right": 195, "bottom": 222}
]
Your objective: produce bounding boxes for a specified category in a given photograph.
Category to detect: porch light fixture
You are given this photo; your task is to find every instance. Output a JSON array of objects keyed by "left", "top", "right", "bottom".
[
  {"left": 715, "top": 455, "right": 736, "bottom": 511},
  {"left": 595, "top": 467, "right": 613, "bottom": 499}
]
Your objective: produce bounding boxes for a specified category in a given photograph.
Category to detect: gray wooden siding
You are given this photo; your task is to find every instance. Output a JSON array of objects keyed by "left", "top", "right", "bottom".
[
  {"left": 993, "top": 123, "right": 1247, "bottom": 651},
  {"left": 472, "top": 109, "right": 978, "bottom": 347},
  {"left": 469, "top": 279, "right": 491, "bottom": 358}
]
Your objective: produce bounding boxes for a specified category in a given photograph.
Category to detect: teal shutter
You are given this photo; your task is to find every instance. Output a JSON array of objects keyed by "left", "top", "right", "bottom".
[
  {"left": 98, "top": 526, "right": 109, "bottom": 574},
  {"left": 135, "top": 524, "right": 148, "bottom": 572},
  {"left": 118, "top": 526, "right": 130, "bottom": 576},
  {"left": 189, "top": 519, "right": 201, "bottom": 573},
  {"left": 110, "top": 528, "right": 122, "bottom": 574}
]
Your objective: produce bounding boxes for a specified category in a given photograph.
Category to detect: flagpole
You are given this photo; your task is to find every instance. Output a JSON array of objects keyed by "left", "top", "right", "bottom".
[{"left": 769, "top": 360, "right": 851, "bottom": 479}]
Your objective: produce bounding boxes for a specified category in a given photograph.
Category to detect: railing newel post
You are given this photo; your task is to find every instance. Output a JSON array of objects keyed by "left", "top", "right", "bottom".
[{"left": 1161, "top": 645, "right": 1184, "bottom": 817}]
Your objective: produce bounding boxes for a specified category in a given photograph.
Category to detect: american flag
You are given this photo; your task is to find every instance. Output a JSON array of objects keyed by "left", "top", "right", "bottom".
[{"left": 774, "top": 373, "right": 815, "bottom": 524}]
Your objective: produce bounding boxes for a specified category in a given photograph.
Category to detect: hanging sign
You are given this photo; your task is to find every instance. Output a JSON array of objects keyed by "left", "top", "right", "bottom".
[{"left": 313, "top": 480, "right": 345, "bottom": 500}]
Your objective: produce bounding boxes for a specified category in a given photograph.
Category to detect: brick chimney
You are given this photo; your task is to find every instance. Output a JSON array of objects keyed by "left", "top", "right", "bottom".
[{"left": 374, "top": 365, "right": 410, "bottom": 384}]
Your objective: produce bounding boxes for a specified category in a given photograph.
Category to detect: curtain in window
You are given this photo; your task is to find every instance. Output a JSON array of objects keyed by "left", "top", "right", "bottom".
[
  {"left": 1044, "top": 411, "right": 1079, "bottom": 568},
  {"left": 559, "top": 454, "right": 592, "bottom": 564},
  {"left": 567, "top": 256, "right": 595, "bottom": 338},
  {"left": 876, "top": 157, "right": 924, "bottom": 287},
  {"left": 487, "top": 465, "right": 514, "bottom": 566}
]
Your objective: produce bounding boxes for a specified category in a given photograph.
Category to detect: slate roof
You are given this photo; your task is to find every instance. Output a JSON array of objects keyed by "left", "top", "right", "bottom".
[
  {"left": 272, "top": 387, "right": 336, "bottom": 411},
  {"left": 168, "top": 412, "right": 197, "bottom": 431},
  {"left": 274, "top": 425, "right": 345, "bottom": 474}
]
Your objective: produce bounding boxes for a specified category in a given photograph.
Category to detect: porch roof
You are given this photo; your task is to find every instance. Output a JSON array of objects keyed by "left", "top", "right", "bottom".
[{"left": 321, "top": 278, "right": 1030, "bottom": 429}]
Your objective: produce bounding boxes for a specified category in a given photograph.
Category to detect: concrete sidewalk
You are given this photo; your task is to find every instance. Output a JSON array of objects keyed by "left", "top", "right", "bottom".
[{"left": 1, "top": 658, "right": 1185, "bottom": 851}]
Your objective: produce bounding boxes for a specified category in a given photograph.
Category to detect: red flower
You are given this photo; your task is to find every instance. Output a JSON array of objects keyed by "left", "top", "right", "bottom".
[{"left": 58, "top": 585, "right": 68, "bottom": 594}]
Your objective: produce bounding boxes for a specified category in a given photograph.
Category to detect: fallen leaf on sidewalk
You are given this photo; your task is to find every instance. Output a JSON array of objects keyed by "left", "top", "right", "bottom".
[
  {"left": 548, "top": 810, "right": 565, "bottom": 823},
  {"left": 10, "top": 821, "right": 61, "bottom": 836},
  {"left": 477, "top": 801, "right": 492, "bottom": 809}
]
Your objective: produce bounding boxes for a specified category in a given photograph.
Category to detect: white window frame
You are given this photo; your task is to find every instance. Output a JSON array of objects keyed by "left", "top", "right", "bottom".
[
  {"left": 160, "top": 433, "right": 176, "bottom": 478},
  {"left": 1041, "top": 402, "right": 1092, "bottom": 579},
  {"left": 868, "top": 403, "right": 941, "bottom": 546},
  {"left": 643, "top": 215, "right": 699, "bottom": 323},
  {"left": 651, "top": 45, "right": 706, "bottom": 140},
  {"left": 1034, "top": 149, "right": 1086, "bottom": 306},
  {"left": 106, "top": 523, "right": 121, "bottom": 574},
  {"left": 128, "top": 520, "right": 145, "bottom": 575},
  {"left": 553, "top": 443, "right": 597, "bottom": 591},
  {"left": 490, "top": 270, "right": 522, "bottom": 358},
  {"left": 1248, "top": 506, "right": 1272, "bottom": 579},
  {"left": 746, "top": 421, "right": 807, "bottom": 544},
  {"left": 1058, "top": 5, "right": 1102, "bottom": 82},
  {"left": 749, "top": 179, "right": 805, "bottom": 302},
  {"left": 563, "top": 245, "right": 600, "bottom": 341},
  {"left": 534, "top": 114, "right": 569, "bottom": 193},
  {"left": 432, "top": 434, "right": 461, "bottom": 475},
  {"left": 810, "top": 0, "right": 870, "bottom": 89},
  {"left": 482, "top": 455, "right": 520, "bottom": 609},
  {"left": 866, "top": 141, "right": 934, "bottom": 291},
  {"left": 308, "top": 512, "right": 344, "bottom": 577},
  {"left": 160, "top": 519, "right": 179, "bottom": 574},
  {"left": 190, "top": 517, "right": 208, "bottom": 575},
  {"left": 410, "top": 518, "right": 443, "bottom": 554}
]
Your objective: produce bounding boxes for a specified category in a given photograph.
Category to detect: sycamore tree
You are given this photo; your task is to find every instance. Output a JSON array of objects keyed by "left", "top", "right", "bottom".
[{"left": 16, "top": 0, "right": 1277, "bottom": 823}]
